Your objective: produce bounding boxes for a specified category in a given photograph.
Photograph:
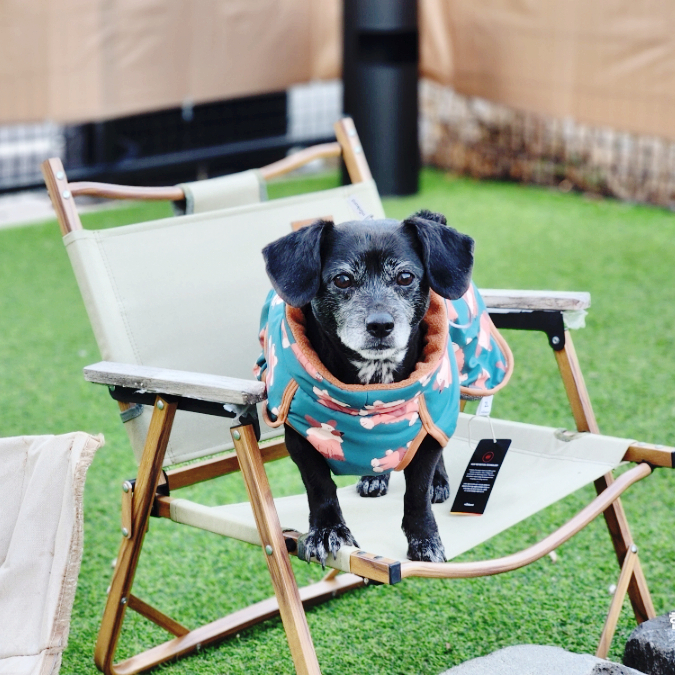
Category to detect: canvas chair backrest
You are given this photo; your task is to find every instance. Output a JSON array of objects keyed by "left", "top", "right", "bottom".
[{"left": 65, "top": 179, "right": 384, "bottom": 466}]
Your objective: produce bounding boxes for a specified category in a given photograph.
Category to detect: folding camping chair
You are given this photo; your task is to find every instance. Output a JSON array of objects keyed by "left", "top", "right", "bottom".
[
  {"left": 42, "top": 118, "right": 673, "bottom": 675},
  {"left": 0, "top": 432, "right": 104, "bottom": 675}
]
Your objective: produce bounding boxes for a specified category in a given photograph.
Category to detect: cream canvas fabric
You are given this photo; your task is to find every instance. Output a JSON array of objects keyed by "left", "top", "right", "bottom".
[
  {"left": 64, "top": 180, "right": 384, "bottom": 466},
  {"left": 0, "top": 432, "right": 104, "bottom": 675},
  {"left": 169, "top": 414, "right": 631, "bottom": 571},
  {"left": 177, "top": 170, "right": 267, "bottom": 215}
]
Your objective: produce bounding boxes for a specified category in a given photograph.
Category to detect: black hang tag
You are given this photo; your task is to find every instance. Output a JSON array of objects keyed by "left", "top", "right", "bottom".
[{"left": 450, "top": 438, "right": 511, "bottom": 516}]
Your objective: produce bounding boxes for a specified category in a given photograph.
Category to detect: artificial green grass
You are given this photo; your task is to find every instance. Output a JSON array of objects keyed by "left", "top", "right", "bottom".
[{"left": 1, "top": 169, "right": 674, "bottom": 674}]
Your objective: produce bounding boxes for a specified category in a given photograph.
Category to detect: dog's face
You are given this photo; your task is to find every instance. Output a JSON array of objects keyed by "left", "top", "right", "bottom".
[
  {"left": 263, "top": 211, "right": 474, "bottom": 365},
  {"left": 310, "top": 220, "right": 429, "bottom": 361}
]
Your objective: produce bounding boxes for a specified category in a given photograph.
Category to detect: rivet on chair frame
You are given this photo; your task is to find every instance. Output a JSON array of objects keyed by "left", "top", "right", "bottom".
[
  {"left": 551, "top": 336, "right": 561, "bottom": 345},
  {"left": 122, "top": 481, "right": 132, "bottom": 493},
  {"left": 232, "top": 430, "right": 241, "bottom": 440},
  {"left": 121, "top": 527, "right": 130, "bottom": 538},
  {"left": 265, "top": 545, "right": 273, "bottom": 555},
  {"left": 56, "top": 171, "right": 65, "bottom": 180},
  {"left": 157, "top": 400, "right": 165, "bottom": 410},
  {"left": 631, "top": 544, "right": 638, "bottom": 553},
  {"left": 62, "top": 190, "right": 71, "bottom": 199},
  {"left": 120, "top": 597, "right": 128, "bottom": 605}
]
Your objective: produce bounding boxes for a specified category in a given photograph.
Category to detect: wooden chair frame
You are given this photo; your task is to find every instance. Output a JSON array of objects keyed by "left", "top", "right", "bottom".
[{"left": 42, "top": 118, "right": 673, "bottom": 675}]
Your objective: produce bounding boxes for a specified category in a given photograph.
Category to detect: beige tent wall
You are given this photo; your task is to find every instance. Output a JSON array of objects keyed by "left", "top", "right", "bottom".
[
  {"left": 1, "top": 0, "right": 318, "bottom": 124},
  {"left": 419, "top": 2, "right": 675, "bottom": 208},
  {"left": 443, "top": 0, "right": 675, "bottom": 142},
  {"left": 2, "top": 0, "right": 675, "bottom": 143}
]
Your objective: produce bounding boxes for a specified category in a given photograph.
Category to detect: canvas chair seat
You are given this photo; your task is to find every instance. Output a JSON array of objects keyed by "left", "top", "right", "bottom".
[
  {"left": 42, "top": 119, "right": 672, "bottom": 675},
  {"left": 0, "top": 432, "right": 104, "bottom": 675},
  {"left": 167, "top": 414, "right": 632, "bottom": 569}
]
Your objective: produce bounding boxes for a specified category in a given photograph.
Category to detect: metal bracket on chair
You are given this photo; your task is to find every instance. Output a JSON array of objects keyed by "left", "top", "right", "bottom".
[
  {"left": 120, "top": 471, "right": 171, "bottom": 532},
  {"left": 121, "top": 479, "right": 135, "bottom": 538},
  {"left": 489, "top": 309, "right": 566, "bottom": 351},
  {"left": 120, "top": 403, "right": 144, "bottom": 423},
  {"left": 226, "top": 403, "right": 261, "bottom": 441},
  {"left": 151, "top": 471, "right": 170, "bottom": 518},
  {"left": 108, "top": 385, "right": 248, "bottom": 419}
]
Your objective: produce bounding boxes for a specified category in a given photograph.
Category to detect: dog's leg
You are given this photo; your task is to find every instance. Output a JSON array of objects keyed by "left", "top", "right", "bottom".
[
  {"left": 357, "top": 455, "right": 449, "bottom": 502},
  {"left": 431, "top": 454, "right": 450, "bottom": 503},
  {"left": 356, "top": 473, "right": 390, "bottom": 497},
  {"left": 284, "top": 426, "right": 358, "bottom": 566},
  {"left": 402, "top": 436, "right": 446, "bottom": 562}
]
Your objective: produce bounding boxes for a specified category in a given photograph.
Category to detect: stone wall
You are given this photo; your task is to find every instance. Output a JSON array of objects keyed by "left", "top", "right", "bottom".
[{"left": 421, "top": 80, "right": 675, "bottom": 209}]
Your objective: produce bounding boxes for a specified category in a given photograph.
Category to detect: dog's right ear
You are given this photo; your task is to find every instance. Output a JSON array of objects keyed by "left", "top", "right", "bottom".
[
  {"left": 403, "top": 214, "right": 474, "bottom": 300},
  {"left": 262, "top": 219, "right": 334, "bottom": 307}
]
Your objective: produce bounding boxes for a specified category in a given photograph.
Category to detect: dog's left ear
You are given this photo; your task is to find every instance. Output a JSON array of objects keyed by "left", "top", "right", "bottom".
[
  {"left": 262, "top": 219, "right": 334, "bottom": 307},
  {"left": 403, "top": 212, "right": 474, "bottom": 300}
]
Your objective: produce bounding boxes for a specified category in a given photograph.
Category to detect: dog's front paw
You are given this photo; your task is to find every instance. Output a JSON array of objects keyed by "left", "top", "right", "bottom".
[
  {"left": 406, "top": 532, "right": 446, "bottom": 563},
  {"left": 356, "top": 474, "right": 390, "bottom": 497},
  {"left": 300, "top": 524, "right": 359, "bottom": 567},
  {"left": 430, "top": 474, "right": 450, "bottom": 503}
]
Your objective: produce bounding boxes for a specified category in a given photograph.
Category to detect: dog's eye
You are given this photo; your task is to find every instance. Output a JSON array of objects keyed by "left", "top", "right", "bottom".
[
  {"left": 396, "top": 271, "right": 414, "bottom": 286},
  {"left": 333, "top": 273, "right": 353, "bottom": 289}
]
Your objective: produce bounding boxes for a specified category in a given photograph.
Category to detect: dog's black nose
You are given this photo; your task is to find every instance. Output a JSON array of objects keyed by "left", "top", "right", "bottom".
[{"left": 366, "top": 312, "right": 395, "bottom": 338}]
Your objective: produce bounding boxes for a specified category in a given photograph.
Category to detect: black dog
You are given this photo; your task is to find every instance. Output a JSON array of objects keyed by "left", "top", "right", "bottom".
[{"left": 262, "top": 210, "right": 473, "bottom": 564}]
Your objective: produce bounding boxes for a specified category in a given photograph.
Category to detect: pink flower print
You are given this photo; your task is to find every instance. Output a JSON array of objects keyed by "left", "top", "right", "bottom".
[
  {"left": 258, "top": 326, "right": 267, "bottom": 349},
  {"left": 496, "top": 360, "right": 506, "bottom": 371},
  {"left": 281, "top": 320, "right": 291, "bottom": 349},
  {"left": 252, "top": 363, "right": 262, "bottom": 379},
  {"left": 461, "top": 284, "right": 478, "bottom": 320},
  {"left": 271, "top": 293, "right": 284, "bottom": 307},
  {"left": 472, "top": 368, "right": 490, "bottom": 390},
  {"left": 359, "top": 398, "right": 405, "bottom": 415},
  {"left": 313, "top": 387, "right": 355, "bottom": 414},
  {"left": 265, "top": 340, "right": 278, "bottom": 390},
  {"left": 359, "top": 396, "right": 420, "bottom": 429},
  {"left": 304, "top": 416, "right": 345, "bottom": 461},
  {"left": 433, "top": 350, "right": 453, "bottom": 392},
  {"left": 290, "top": 342, "right": 323, "bottom": 380},
  {"left": 475, "top": 311, "right": 493, "bottom": 356},
  {"left": 371, "top": 444, "right": 410, "bottom": 473}
]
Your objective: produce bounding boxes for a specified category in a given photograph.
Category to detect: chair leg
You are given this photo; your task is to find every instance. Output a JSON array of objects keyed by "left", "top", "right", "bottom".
[
  {"left": 596, "top": 545, "right": 638, "bottom": 658},
  {"left": 94, "top": 402, "right": 360, "bottom": 675},
  {"left": 554, "top": 332, "right": 656, "bottom": 631},
  {"left": 231, "top": 422, "right": 322, "bottom": 675},
  {"left": 95, "top": 396, "right": 177, "bottom": 674}
]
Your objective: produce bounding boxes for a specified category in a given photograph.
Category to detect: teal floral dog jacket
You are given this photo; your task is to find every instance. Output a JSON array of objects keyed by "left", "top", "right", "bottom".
[{"left": 255, "top": 282, "right": 512, "bottom": 476}]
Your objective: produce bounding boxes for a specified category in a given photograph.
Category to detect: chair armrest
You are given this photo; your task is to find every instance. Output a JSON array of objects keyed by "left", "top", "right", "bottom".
[
  {"left": 623, "top": 442, "right": 675, "bottom": 468},
  {"left": 83, "top": 361, "right": 266, "bottom": 406},
  {"left": 480, "top": 289, "right": 591, "bottom": 312}
]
